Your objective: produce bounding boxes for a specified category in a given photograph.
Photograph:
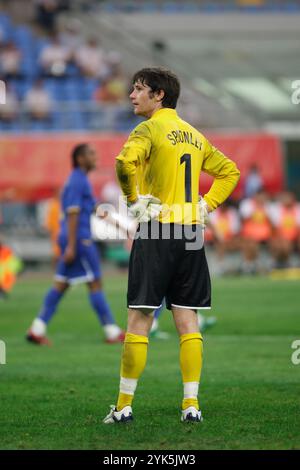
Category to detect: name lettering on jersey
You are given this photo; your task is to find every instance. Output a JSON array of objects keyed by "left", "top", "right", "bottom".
[{"left": 167, "top": 130, "right": 202, "bottom": 150}]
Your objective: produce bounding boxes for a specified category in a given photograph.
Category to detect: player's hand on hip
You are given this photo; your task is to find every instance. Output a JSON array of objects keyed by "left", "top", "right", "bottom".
[
  {"left": 63, "top": 245, "right": 76, "bottom": 264},
  {"left": 198, "top": 196, "right": 211, "bottom": 228},
  {"left": 128, "top": 194, "right": 162, "bottom": 223}
]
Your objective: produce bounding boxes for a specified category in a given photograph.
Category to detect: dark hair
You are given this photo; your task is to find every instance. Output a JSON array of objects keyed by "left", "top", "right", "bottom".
[
  {"left": 72, "top": 143, "right": 89, "bottom": 168},
  {"left": 132, "top": 67, "right": 180, "bottom": 109}
]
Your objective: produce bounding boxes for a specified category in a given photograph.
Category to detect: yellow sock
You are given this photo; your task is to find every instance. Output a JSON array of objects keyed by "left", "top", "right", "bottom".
[
  {"left": 180, "top": 332, "right": 203, "bottom": 410},
  {"left": 182, "top": 397, "right": 199, "bottom": 410},
  {"left": 117, "top": 392, "right": 133, "bottom": 410},
  {"left": 117, "top": 333, "right": 149, "bottom": 411}
]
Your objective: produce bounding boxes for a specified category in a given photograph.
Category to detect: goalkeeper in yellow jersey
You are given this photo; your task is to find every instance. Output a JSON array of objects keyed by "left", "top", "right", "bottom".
[{"left": 103, "top": 67, "right": 240, "bottom": 424}]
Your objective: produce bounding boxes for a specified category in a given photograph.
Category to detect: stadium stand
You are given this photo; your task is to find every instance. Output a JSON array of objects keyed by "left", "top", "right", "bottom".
[
  {"left": 0, "top": 6, "right": 137, "bottom": 133},
  {"left": 1, "top": 1, "right": 300, "bottom": 132},
  {"left": 67, "top": 1, "right": 300, "bottom": 14}
]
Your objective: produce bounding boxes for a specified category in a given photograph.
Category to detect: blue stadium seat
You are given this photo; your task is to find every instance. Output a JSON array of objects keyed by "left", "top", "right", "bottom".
[
  {"left": 282, "top": 2, "right": 300, "bottom": 12},
  {"left": 181, "top": 2, "right": 200, "bottom": 13},
  {"left": 20, "top": 56, "right": 38, "bottom": 79},
  {"left": 86, "top": 108, "right": 106, "bottom": 130},
  {"left": 43, "top": 79, "right": 57, "bottom": 99},
  {"left": 81, "top": 78, "right": 99, "bottom": 100},
  {"left": 68, "top": 111, "right": 86, "bottom": 130},
  {"left": 37, "top": 78, "right": 63, "bottom": 101},
  {"left": 0, "top": 13, "right": 11, "bottom": 28},
  {"left": 114, "top": 109, "right": 141, "bottom": 132},
  {"left": 53, "top": 82, "right": 66, "bottom": 102},
  {"left": 63, "top": 80, "right": 81, "bottom": 101},
  {"left": 11, "top": 26, "right": 33, "bottom": 48},
  {"left": 102, "top": 3, "right": 118, "bottom": 13},
  {"left": 10, "top": 78, "right": 32, "bottom": 99},
  {"left": 161, "top": 2, "right": 180, "bottom": 13},
  {"left": 51, "top": 110, "right": 65, "bottom": 130},
  {"left": 28, "top": 119, "right": 52, "bottom": 132},
  {"left": 65, "top": 62, "right": 80, "bottom": 77},
  {"left": 0, "top": 14, "right": 12, "bottom": 40},
  {"left": 0, "top": 119, "right": 22, "bottom": 133},
  {"left": 33, "top": 38, "right": 50, "bottom": 63},
  {"left": 75, "top": 80, "right": 87, "bottom": 100},
  {"left": 140, "top": 2, "right": 157, "bottom": 13}
]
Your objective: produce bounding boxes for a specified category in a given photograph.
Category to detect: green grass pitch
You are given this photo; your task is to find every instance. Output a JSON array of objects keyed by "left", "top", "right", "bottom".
[{"left": 0, "top": 272, "right": 299, "bottom": 450}]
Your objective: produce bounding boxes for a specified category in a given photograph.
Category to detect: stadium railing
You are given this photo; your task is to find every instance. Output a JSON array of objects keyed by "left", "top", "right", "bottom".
[{"left": 0, "top": 102, "right": 140, "bottom": 132}]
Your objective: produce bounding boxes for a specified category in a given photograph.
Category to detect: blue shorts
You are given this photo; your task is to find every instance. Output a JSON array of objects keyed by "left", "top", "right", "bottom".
[{"left": 55, "top": 239, "right": 101, "bottom": 285}]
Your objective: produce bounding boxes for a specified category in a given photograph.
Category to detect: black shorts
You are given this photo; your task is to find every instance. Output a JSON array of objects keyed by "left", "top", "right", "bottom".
[{"left": 127, "top": 222, "right": 211, "bottom": 311}]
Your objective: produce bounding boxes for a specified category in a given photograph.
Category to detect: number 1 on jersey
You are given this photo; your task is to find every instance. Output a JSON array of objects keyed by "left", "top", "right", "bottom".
[{"left": 180, "top": 153, "right": 192, "bottom": 202}]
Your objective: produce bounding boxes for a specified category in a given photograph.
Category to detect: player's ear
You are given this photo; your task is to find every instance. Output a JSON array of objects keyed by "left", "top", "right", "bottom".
[{"left": 155, "top": 89, "right": 165, "bottom": 103}]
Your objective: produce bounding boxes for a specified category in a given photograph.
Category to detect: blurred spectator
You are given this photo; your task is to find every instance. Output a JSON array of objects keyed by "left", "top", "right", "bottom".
[
  {"left": 59, "top": 18, "right": 83, "bottom": 54},
  {"left": 209, "top": 201, "right": 240, "bottom": 273},
  {"left": 237, "top": 0, "right": 265, "bottom": 6},
  {"left": 0, "top": 41, "right": 22, "bottom": 79},
  {"left": 74, "top": 38, "right": 107, "bottom": 78},
  {"left": 35, "top": 0, "right": 70, "bottom": 33},
  {"left": 269, "top": 191, "right": 300, "bottom": 269},
  {"left": 0, "top": 26, "right": 5, "bottom": 46},
  {"left": 0, "top": 237, "right": 22, "bottom": 299},
  {"left": 105, "top": 50, "right": 122, "bottom": 75},
  {"left": 0, "top": 83, "right": 19, "bottom": 122},
  {"left": 239, "top": 189, "right": 273, "bottom": 273},
  {"left": 24, "top": 79, "right": 53, "bottom": 120},
  {"left": 44, "top": 189, "right": 61, "bottom": 265},
  {"left": 39, "top": 33, "right": 71, "bottom": 77},
  {"left": 35, "top": 0, "right": 60, "bottom": 33},
  {"left": 244, "top": 164, "right": 263, "bottom": 198},
  {"left": 94, "top": 65, "right": 127, "bottom": 104}
]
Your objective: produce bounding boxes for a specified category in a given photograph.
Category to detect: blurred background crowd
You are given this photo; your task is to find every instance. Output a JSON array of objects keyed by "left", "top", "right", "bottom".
[
  {"left": 1, "top": 0, "right": 300, "bottom": 296},
  {"left": 1, "top": 0, "right": 300, "bottom": 132},
  {"left": 0, "top": 0, "right": 134, "bottom": 132}
]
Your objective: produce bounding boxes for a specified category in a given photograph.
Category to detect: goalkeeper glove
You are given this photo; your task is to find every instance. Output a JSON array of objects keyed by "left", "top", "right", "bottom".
[
  {"left": 127, "top": 194, "right": 162, "bottom": 223},
  {"left": 198, "top": 196, "right": 209, "bottom": 228}
]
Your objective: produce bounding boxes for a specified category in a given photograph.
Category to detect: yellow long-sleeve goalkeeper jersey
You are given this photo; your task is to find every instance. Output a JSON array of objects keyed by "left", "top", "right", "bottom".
[{"left": 116, "top": 108, "right": 240, "bottom": 224}]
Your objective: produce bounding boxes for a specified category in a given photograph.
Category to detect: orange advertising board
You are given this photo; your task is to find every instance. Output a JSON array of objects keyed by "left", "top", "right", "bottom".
[{"left": 0, "top": 132, "right": 284, "bottom": 202}]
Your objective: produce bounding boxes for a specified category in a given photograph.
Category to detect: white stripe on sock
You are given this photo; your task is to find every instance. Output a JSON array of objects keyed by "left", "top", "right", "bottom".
[
  {"left": 120, "top": 377, "right": 138, "bottom": 396},
  {"left": 31, "top": 318, "right": 47, "bottom": 336},
  {"left": 183, "top": 382, "right": 199, "bottom": 399},
  {"left": 103, "top": 324, "right": 122, "bottom": 340}
]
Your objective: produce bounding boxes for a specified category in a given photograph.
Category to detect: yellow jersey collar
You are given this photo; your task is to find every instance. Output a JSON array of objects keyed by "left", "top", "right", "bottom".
[{"left": 150, "top": 108, "right": 178, "bottom": 119}]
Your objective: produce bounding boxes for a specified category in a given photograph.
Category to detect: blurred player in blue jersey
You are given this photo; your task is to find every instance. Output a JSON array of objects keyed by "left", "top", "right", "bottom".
[{"left": 26, "top": 143, "right": 125, "bottom": 345}]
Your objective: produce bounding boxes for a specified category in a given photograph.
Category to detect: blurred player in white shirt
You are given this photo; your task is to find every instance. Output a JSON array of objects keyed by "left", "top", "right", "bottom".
[
  {"left": 74, "top": 38, "right": 107, "bottom": 79},
  {"left": 39, "top": 34, "right": 70, "bottom": 77}
]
